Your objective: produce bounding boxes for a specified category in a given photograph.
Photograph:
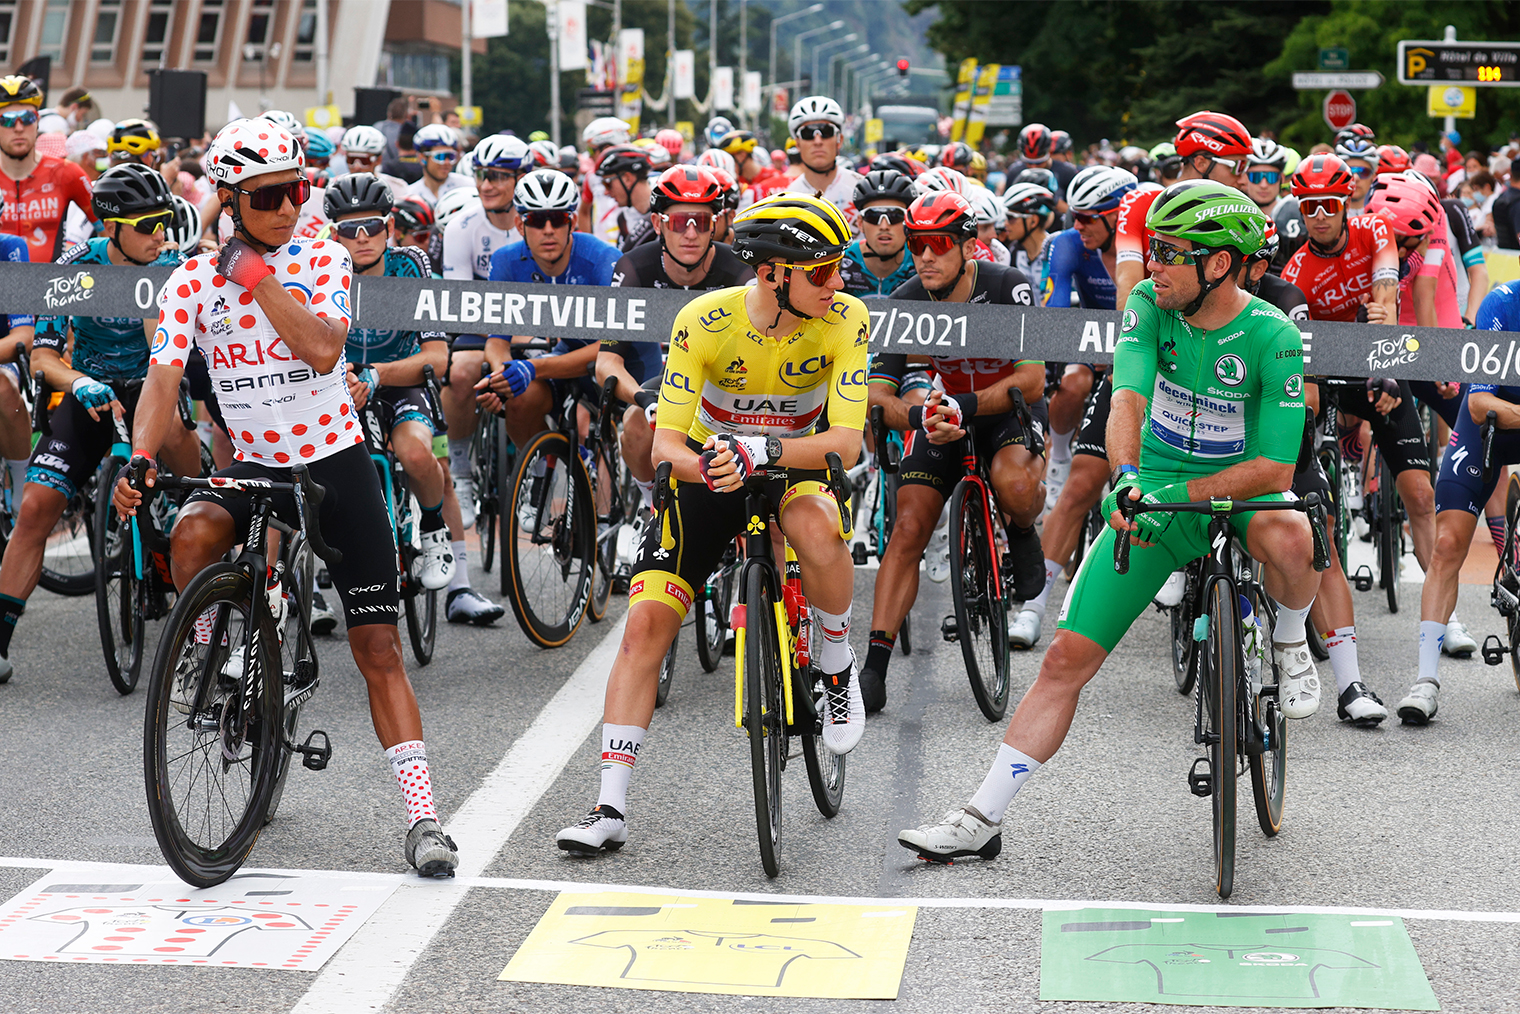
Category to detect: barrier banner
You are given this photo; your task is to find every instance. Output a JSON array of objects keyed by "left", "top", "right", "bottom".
[{"left": 1, "top": 263, "right": 1516, "bottom": 385}]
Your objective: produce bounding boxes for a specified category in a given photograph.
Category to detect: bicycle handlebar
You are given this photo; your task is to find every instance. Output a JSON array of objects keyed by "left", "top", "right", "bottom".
[
  {"left": 1113, "top": 491, "right": 1329, "bottom": 576},
  {"left": 869, "top": 405, "right": 899, "bottom": 474}
]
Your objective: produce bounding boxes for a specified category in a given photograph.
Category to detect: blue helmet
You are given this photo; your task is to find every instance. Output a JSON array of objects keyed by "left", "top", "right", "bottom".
[
  {"left": 472, "top": 134, "right": 532, "bottom": 172},
  {"left": 303, "top": 127, "right": 335, "bottom": 162}
]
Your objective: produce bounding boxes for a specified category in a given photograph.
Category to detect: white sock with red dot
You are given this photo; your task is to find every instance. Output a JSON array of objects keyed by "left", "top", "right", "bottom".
[{"left": 385, "top": 740, "right": 437, "bottom": 828}]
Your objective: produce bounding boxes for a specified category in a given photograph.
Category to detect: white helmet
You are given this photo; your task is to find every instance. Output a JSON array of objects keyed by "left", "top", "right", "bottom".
[
  {"left": 454, "top": 151, "right": 475, "bottom": 176},
  {"left": 527, "top": 139, "right": 560, "bottom": 167},
  {"left": 341, "top": 125, "right": 386, "bottom": 156},
  {"left": 916, "top": 165, "right": 969, "bottom": 196},
  {"left": 695, "top": 148, "right": 736, "bottom": 176},
  {"left": 514, "top": 167, "right": 580, "bottom": 213},
  {"left": 968, "top": 187, "right": 1003, "bottom": 227},
  {"left": 414, "top": 123, "right": 460, "bottom": 151},
  {"left": 1066, "top": 165, "right": 1137, "bottom": 213},
  {"left": 1248, "top": 136, "right": 1287, "bottom": 169},
  {"left": 434, "top": 186, "right": 481, "bottom": 228},
  {"left": 582, "top": 116, "right": 631, "bottom": 149},
  {"left": 705, "top": 117, "right": 734, "bottom": 148},
  {"left": 169, "top": 194, "right": 202, "bottom": 250},
  {"left": 788, "top": 95, "right": 845, "bottom": 137},
  {"left": 206, "top": 118, "right": 304, "bottom": 186},
  {"left": 260, "top": 109, "right": 304, "bottom": 136},
  {"left": 472, "top": 133, "right": 531, "bottom": 172}
]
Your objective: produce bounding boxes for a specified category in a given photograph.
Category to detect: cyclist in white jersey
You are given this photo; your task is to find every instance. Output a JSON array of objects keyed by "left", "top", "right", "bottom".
[{"left": 785, "top": 96, "right": 862, "bottom": 231}]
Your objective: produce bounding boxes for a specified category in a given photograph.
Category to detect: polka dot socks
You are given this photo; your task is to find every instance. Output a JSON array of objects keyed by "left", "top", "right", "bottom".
[{"left": 385, "top": 740, "right": 437, "bottom": 828}]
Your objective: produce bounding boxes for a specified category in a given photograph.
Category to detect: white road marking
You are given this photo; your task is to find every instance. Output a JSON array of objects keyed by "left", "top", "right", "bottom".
[{"left": 289, "top": 613, "right": 626, "bottom": 1010}]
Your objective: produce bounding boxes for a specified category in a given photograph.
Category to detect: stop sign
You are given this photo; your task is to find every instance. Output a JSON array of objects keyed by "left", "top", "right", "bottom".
[{"left": 1323, "top": 89, "right": 1356, "bottom": 131}]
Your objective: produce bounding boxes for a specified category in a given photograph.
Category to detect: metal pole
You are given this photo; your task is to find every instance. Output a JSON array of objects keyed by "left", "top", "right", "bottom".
[
  {"left": 794, "top": 21, "right": 843, "bottom": 95},
  {"left": 830, "top": 43, "right": 868, "bottom": 102},
  {"left": 812, "top": 34, "right": 856, "bottom": 100},
  {"left": 549, "top": 1, "right": 561, "bottom": 146},
  {"left": 738, "top": 0, "right": 746, "bottom": 129},
  {"left": 668, "top": 0, "right": 676, "bottom": 129},
  {"left": 768, "top": 4, "right": 822, "bottom": 115},
  {"left": 854, "top": 64, "right": 887, "bottom": 113},
  {"left": 461, "top": 0, "right": 472, "bottom": 124},
  {"left": 315, "top": 0, "right": 329, "bottom": 105},
  {"left": 1443, "top": 23, "right": 1458, "bottom": 136},
  {"left": 709, "top": 0, "right": 717, "bottom": 117}
]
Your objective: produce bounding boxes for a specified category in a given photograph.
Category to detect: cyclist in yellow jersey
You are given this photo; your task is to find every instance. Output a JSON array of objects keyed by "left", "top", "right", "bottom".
[{"left": 557, "top": 193, "right": 869, "bottom": 857}]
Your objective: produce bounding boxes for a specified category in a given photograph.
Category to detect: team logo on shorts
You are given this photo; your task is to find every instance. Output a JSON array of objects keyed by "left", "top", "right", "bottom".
[
  {"left": 1284, "top": 373, "right": 1303, "bottom": 400},
  {"left": 1121, "top": 308, "right": 1138, "bottom": 333},
  {"left": 1214, "top": 354, "right": 1246, "bottom": 387}
]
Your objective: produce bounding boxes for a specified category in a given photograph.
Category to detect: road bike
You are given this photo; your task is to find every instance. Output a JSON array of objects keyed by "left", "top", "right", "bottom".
[
  {"left": 584, "top": 376, "right": 635, "bottom": 625},
  {"left": 1115, "top": 489, "right": 1328, "bottom": 899},
  {"left": 1475, "top": 411, "right": 1520, "bottom": 687},
  {"left": 25, "top": 363, "right": 99, "bottom": 596}
]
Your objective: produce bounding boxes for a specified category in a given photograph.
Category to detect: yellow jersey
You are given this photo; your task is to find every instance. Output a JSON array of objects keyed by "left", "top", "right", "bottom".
[{"left": 657, "top": 285, "right": 871, "bottom": 444}]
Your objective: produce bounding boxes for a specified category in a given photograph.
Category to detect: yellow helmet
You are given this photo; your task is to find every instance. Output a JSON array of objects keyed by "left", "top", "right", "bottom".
[
  {"left": 0, "top": 75, "right": 43, "bottom": 109},
  {"left": 109, "top": 118, "right": 161, "bottom": 157},
  {"left": 731, "top": 192, "right": 851, "bottom": 266},
  {"left": 716, "top": 130, "right": 759, "bottom": 155},
  {"left": 968, "top": 150, "right": 987, "bottom": 178}
]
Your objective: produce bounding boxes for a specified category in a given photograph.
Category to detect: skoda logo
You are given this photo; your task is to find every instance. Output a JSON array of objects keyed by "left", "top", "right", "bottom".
[{"left": 1215, "top": 354, "right": 1246, "bottom": 387}]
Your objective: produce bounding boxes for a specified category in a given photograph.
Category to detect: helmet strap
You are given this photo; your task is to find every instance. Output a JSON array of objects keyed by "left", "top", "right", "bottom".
[
  {"left": 926, "top": 248, "right": 969, "bottom": 301},
  {"left": 108, "top": 227, "right": 155, "bottom": 267},
  {"left": 1097, "top": 216, "right": 1116, "bottom": 253},
  {"left": 223, "top": 194, "right": 280, "bottom": 255},
  {"left": 659, "top": 230, "right": 712, "bottom": 274},
  {"left": 1183, "top": 249, "right": 1242, "bottom": 317},
  {"left": 769, "top": 264, "right": 813, "bottom": 328}
]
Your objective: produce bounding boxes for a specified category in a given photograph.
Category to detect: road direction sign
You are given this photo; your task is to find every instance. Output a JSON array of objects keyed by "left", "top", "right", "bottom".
[
  {"left": 1292, "top": 71, "right": 1383, "bottom": 90},
  {"left": 1319, "top": 47, "right": 1350, "bottom": 71},
  {"left": 1323, "top": 89, "right": 1357, "bottom": 131}
]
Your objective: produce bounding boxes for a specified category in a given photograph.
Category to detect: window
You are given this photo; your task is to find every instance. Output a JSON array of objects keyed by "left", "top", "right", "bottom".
[
  {"left": 293, "top": 0, "right": 317, "bottom": 63},
  {"left": 243, "top": 0, "right": 274, "bottom": 60},
  {"left": 0, "top": 1, "right": 17, "bottom": 66},
  {"left": 91, "top": 0, "right": 123, "bottom": 64},
  {"left": 142, "top": 0, "right": 174, "bottom": 67},
  {"left": 37, "top": 0, "right": 69, "bottom": 62},
  {"left": 380, "top": 50, "right": 450, "bottom": 93},
  {"left": 194, "top": 0, "right": 224, "bottom": 63}
]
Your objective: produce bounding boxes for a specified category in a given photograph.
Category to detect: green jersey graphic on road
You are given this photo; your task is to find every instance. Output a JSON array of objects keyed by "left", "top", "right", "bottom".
[{"left": 1112, "top": 278, "right": 1305, "bottom": 484}]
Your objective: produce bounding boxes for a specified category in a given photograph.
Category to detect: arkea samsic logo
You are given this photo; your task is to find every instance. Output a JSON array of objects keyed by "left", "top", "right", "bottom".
[
  {"left": 42, "top": 271, "right": 95, "bottom": 310},
  {"left": 1367, "top": 333, "right": 1420, "bottom": 372}
]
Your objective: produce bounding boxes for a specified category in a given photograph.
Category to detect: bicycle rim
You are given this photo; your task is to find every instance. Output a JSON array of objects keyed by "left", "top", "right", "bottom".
[
  {"left": 1245, "top": 567, "right": 1286, "bottom": 837},
  {"left": 143, "top": 564, "right": 281, "bottom": 887},
  {"left": 800, "top": 670, "right": 846, "bottom": 818},
  {"left": 95, "top": 467, "right": 142, "bottom": 695},
  {"left": 744, "top": 565, "right": 783, "bottom": 878},
  {"left": 655, "top": 621, "right": 677, "bottom": 708},
  {"left": 1327, "top": 452, "right": 1351, "bottom": 575},
  {"left": 1379, "top": 459, "right": 1401, "bottom": 613},
  {"left": 504, "top": 431, "right": 594, "bottom": 647},
  {"left": 39, "top": 485, "right": 96, "bottom": 595},
  {"left": 696, "top": 588, "right": 724, "bottom": 674},
  {"left": 950, "top": 481, "right": 1009, "bottom": 722},
  {"left": 1171, "top": 564, "right": 1199, "bottom": 695},
  {"left": 1205, "top": 579, "right": 1238, "bottom": 899}
]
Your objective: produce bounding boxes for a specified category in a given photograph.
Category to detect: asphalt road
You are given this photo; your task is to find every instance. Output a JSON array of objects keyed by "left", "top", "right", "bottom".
[{"left": 0, "top": 544, "right": 1516, "bottom": 1014}]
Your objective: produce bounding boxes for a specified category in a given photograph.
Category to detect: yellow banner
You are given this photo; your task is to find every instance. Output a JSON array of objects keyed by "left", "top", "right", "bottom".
[
  {"left": 949, "top": 57, "right": 977, "bottom": 142},
  {"left": 864, "top": 118, "right": 883, "bottom": 144},
  {"left": 674, "top": 120, "right": 694, "bottom": 142},
  {"left": 304, "top": 104, "right": 342, "bottom": 129},
  {"left": 964, "top": 62, "right": 999, "bottom": 146},
  {"left": 1427, "top": 84, "right": 1476, "bottom": 119},
  {"left": 454, "top": 105, "right": 482, "bottom": 127}
]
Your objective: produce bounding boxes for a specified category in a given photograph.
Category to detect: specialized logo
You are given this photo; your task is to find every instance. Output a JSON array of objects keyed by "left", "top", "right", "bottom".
[
  {"left": 1367, "top": 333, "right": 1419, "bottom": 372},
  {"left": 1214, "top": 354, "right": 1246, "bottom": 387},
  {"left": 1121, "top": 308, "right": 1138, "bottom": 333},
  {"left": 42, "top": 271, "right": 95, "bottom": 311}
]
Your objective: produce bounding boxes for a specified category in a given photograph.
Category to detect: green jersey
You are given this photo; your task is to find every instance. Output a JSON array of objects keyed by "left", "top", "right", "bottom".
[{"left": 1113, "top": 279, "right": 1305, "bottom": 483}]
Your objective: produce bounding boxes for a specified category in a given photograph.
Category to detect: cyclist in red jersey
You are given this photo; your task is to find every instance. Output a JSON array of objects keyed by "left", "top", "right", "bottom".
[
  {"left": 1113, "top": 110, "right": 1251, "bottom": 308},
  {"left": 1279, "top": 154, "right": 1399, "bottom": 322},
  {"left": 0, "top": 76, "right": 93, "bottom": 263}
]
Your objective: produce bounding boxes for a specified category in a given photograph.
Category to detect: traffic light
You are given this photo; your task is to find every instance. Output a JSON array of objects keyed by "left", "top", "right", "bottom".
[{"left": 897, "top": 58, "right": 910, "bottom": 77}]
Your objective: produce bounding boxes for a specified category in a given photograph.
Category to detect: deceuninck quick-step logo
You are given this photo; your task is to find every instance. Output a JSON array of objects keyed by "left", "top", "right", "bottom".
[{"left": 42, "top": 271, "right": 95, "bottom": 310}]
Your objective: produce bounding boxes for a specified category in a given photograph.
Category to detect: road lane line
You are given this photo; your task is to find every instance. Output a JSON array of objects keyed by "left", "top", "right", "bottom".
[{"left": 289, "top": 613, "right": 625, "bottom": 1011}]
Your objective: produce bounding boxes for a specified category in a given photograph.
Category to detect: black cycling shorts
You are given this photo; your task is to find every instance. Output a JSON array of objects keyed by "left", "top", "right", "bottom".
[
  {"left": 1406, "top": 379, "right": 1463, "bottom": 429},
  {"left": 370, "top": 384, "right": 442, "bottom": 437},
  {"left": 27, "top": 383, "right": 141, "bottom": 501},
  {"left": 184, "top": 348, "right": 227, "bottom": 435},
  {"left": 1332, "top": 381, "right": 1431, "bottom": 476},
  {"left": 897, "top": 400, "right": 1049, "bottom": 496},
  {"left": 1073, "top": 374, "right": 1112, "bottom": 460},
  {"left": 182, "top": 443, "right": 400, "bottom": 629}
]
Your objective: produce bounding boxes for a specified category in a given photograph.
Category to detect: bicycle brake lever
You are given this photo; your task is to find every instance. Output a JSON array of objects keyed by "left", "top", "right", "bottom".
[
  {"left": 1112, "top": 490, "right": 1138, "bottom": 576},
  {"left": 291, "top": 465, "right": 343, "bottom": 565},
  {"left": 1303, "top": 492, "right": 1330, "bottom": 572},
  {"left": 825, "top": 451, "right": 853, "bottom": 540}
]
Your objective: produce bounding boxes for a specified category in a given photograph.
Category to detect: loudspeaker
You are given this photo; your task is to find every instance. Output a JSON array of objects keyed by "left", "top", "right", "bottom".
[
  {"left": 148, "top": 69, "right": 207, "bottom": 139},
  {"left": 354, "top": 87, "right": 403, "bottom": 127}
]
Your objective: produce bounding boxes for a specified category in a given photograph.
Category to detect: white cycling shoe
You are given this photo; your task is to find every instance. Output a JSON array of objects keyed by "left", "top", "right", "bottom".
[
  {"left": 821, "top": 663, "right": 865, "bottom": 756},
  {"left": 1336, "top": 681, "right": 1388, "bottom": 726},
  {"left": 1153, "top": 570, "right": 1187, "bottom": 608},
  {"left": 418, "top": 527, "right": 455, "bottom": 590},
  {"left": 452, "top": 474, "right": 478, "bottom": 530},
  {"left": 1271, "top": 640, "right": 1320, "bottom": 719},
  {"left": 557, "top": 804, "right": 628, "bottom": 855},
  {"left": 1008, "top": 608, "right": 1042, "bottom": 650},
  {"left": 1443, "top": 617, "right": 1477, "bottom": 658},
  {"left": 1396, "top": 680, "right": 1439, "bottom": 725},
  {"left": 898, "top": 805, "right": 1002, "bottom": 863}
]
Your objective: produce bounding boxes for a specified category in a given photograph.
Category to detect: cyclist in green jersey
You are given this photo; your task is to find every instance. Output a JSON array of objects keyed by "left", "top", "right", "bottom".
[{"left": 899, "top": 181, "right": 1324, "bottom": 863}]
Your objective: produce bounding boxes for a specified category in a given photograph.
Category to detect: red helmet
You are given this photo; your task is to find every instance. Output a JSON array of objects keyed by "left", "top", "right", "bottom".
[
  {"left": 1019, "top": 123, "right": 1052, "bottom": 162},
  {"left": 1366, "top": 174, "right": 1443, "bottom": 238},
  {"left": 1173, "top": 110, "right": 1252, "bottom": 159},
  {"left": 654, "top": 128, "right": 684, "bottom": 157},
  {"left": 906, "top": 191, "right": 976, "bottom": 238},
  {"left": 650, "top": 164, "right": 723, "bottom": 213},
  {"left": 709, "top": 167, "right": 740, "bottom": 211},
  {"left": 1375, "top": 144, "right": 1410, "bottom": 175},
  {"left": 1290, "top": 153, "right": 1355, "bottom": 198},
  {"left": 940, "top": 141, "right": 975, "bottom": 170}
]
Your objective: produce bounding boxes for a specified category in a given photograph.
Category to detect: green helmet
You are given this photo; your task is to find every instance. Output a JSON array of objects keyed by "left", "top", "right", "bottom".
[
  {"left": 1145, "top": 179, "right": 1269, "bottom": 256},
  {"left": 1148, "top": 141, "right": 1177, "bottom": 161},
  {"left": 1280, "top": 146, "right": 1302, "bottom": 189}
]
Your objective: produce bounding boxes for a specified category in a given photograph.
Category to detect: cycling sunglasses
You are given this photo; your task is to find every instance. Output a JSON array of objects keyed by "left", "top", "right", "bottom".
[
  {"left": 521, "top": 210, "right": 572, "bottom": 230},
  {"left": 425, "top": 149, "right": 459, "bottom": 163},
  {"left": 1246, "top": 170, "right": 1282, "bottom": 185},
  {"left": 1211, "top": 156, "right": 1249, "bottom": 177},
  {"left": 794, "top": 123, "right": 839, "bottom": 141},
  {"left": 333, "top": 215, "right": 389, "bottom": 239},
  {"left": 1147, "top": 236, "right": 1206, "bottom": 266},
  {"left": 345, "top": 152, "right": 379, "bottom": 166},
  {"left": 860, "top": 206, "right": 907, "bottom": 226},
  {"left": 774, "top": 255, "right": 841, "bottom": 287},
  {"left": 475, "top": 167, "right": 519, "bottom": 184},
  {"left": 1299, "top": 195, "right": 1345, "bottom": 218},
  {"left": 107, "top": 209, "right": 173, "bottom": 235},
  {"left": 0, "top": 109, "right": 37, "bottom": 129},
  {"left": 906, "top": 233, "right": 961, "bottom": 257},
  {"left": 1073, "top": 210, "right": 1114, "bottom": 226},
  {"left": 1346, "top": 164, "right": 1375, "bottom": 179},
  {"left": 233, "top": 178, "right": 311, "bottom": 211},
  {"left": 661, "top": 211, "right": 713, "bottom": 234}
]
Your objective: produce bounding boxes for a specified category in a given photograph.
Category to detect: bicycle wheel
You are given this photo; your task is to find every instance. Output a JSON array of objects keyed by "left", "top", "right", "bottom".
[
  {"left": 655, "top": 621, "right": 677, "bottom": 708},
  {"left": 396, "top": 490, "right": 437, "bottom": 666},
  {"left": 899, "top": 611, "right": 913, "bottom": 655},
  {"left": 1378, "top": 458, "right": 1402, "bottom": 614},
  {"left": 143, "top": 563, "right": 282, "bottom": 887},
  {"left": 799, "top": 667, "right": 846, "bottom": 818},
  {"left": 1323, "top": 449, "right": 1351, "bottom": 576},
  {"left": 1506, "top": 475, "right": 1520, "bottom": 691},
  {"left": 1245, "top": 569, "right": 1287, "bottom": 838},
  {"left": 875, "top": 471, "right": 912, "bottom": 656},
  {"left": 504, "top": 430, "right": 595, "bottom": 647},
  {"left": 1203, "top": 578, "right": 1238, "bottom": 899},
  {"left": 950, "top": 480, "right": 1010, "bottom": 722},
  {"left": 95, "top": 461, "right": 144, "bottom": 695},
  {"left": 267, "top": 534, "right": 319, "bottom": 824},
  {"left": 695, "top": 581, "right": 725, "bottom": 674},
  {"left": 743, "top": 563, "right": 784, "bottom": 878},
  {"left": 38, "top": 481, "right": 96, "bottom": 596},
  {"left": 472, "top": 411, "right": 498, "bottom": 575},
  {"left": 1171, "top": 564, "right": 1199, "bottom": 695}
]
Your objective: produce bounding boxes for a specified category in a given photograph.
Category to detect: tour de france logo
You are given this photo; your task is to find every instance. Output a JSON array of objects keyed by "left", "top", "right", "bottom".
[
  {"left": 42, "top": 271, "right": 95, "bottom": 310},
  {"left": 1367, "top": 333, "right": 1420, "bottom": 372}
]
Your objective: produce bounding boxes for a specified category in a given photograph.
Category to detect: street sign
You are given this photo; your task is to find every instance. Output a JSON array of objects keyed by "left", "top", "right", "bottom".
[
  {"left": 1398, "top": 39, "right": 1520, "bottom": 87},
  {"left": 1319, "top": 47, "right": 1350, "bottom": 71},
  {"left": 1292, "top": 71, "right": 1383, "bottom": 90},
  {"left": 1427, "top": 85, "right": 1477, "bottom": 119},
  {"left": 1323, "top": 89, "right": 1356, "bottom": 130}
]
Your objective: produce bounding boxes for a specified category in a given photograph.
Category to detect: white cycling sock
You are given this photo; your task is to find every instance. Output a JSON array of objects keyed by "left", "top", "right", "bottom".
[
  {"left": 1271, "top": 600, "right": 1310, "bottom": 644},
  {"left": 447, "top": 541, "right": 469, "bottom": 593},
  {"left": 812, "top": 602, "right": 852, "bottom": 675},
  {"left": 597, "top": 723, "right": 645, "bottom": 813},
  {"left": 385, "top": 740, "right": 438, "bottom": 828},
  {"left": 1027, "top": 559, "right": 1062, "bottom": 614},
  {"left": 1049, "top": 429, "right": 1073, "bottom": 464},
  {"left": 968, "top": 743, "right": 1041, "bottom": 824},
  {"left": 1324, "top": 626, "right": 1360, "bottom": 694},
  {"left": 1418, "top": 620, "right": 1444, "bottom": 684},
  {"left": 448, "top": 437, "right": 471, "bottom": 478},
  {"left": 634, "top": 476, "right": 654, "bottom": 509},
  {"left": 5, "top": 458, "right": 26, "bottom": 497}
]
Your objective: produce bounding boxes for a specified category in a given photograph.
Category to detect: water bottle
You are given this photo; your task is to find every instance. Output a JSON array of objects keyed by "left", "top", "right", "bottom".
[{"left": 1239, "top": 594, "right": 1264, "bottom": 688}]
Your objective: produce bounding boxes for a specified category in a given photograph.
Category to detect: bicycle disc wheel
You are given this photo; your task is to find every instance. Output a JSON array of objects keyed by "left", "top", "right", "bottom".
[
  {"left": 799, "top": 668, "right": 846, "bottom": 818},
  {"left": 143, "top": 563, "right": 282, "bottom": 887},
  {"left": 95, "top": 463, "right": 144, "bottom": 695},
  {"left": 1379, "top": 458, "right": 1402, "bottom": 613},
  {"left": 267, "top": 535, "right": 319, "bottom": 824},
  {"left": 1203, "top": 578, "right": 1238, "bottom": 899},
  {"left": 504, "top": 430, "right": 595, "bottom": 647},
  {"left": 1245, "top": 569, "right": 1287, "bottom": 837},
  {"left": 950, "top": 480, "right": 1010, "bottom": 722},
  {"left": 1171, "top": 565, "right": 1199, "bottom": 695},
  {"left": 743, "top": 564, "right": 784, "bottom": 878},
  {"left": 39, "top": 482, "right": 96, "bottom": 596},
  {"left": 655, "top": 621, "right": 677, "bottom": 708}
]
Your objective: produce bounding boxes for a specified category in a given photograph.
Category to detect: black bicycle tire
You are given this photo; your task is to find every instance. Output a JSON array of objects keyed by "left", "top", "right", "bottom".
[
  {"left": 879, "top": 470, "right": 912, "bottom": 656},
  {"left": 585, "top": 443, "right": 614, "bottom": 625},
  {"left": 1379, "top": 458, "right": 1401, "bottom": 613},
  {"left": 266, "top": 532, "right": 317, "bottom": 825},
  {"left": 1204, "top": 577, "right": 1238, "bottom": 899},
  {"left": 1171, "top": 565, "right": 1199, "bottom": 695},
  {"left": 655, "top": 621, "right": 677, "bottom": 708},
  {"left": 95, "top": 461, "right": 144, "bottom": 695},
  {"left": 1507, "top": 475, "right": 1520, "bottom": 692},
  {"left": 1245, "top": 567, "right": 1287, "bottom": 838},
  {"left": 504, "top": 430, "right": 594, "bottom": 648},
  {"left": 799, "top": 667, "right": 846, "bottom": 818},
  {"left": 950, "top": 480, "right": 1010, "bottom": 722},
  {"left": 144, "top": 563, "right": 282, "bottom": 887},
  {"left": 1322, "top": 449, "right": 1351, "bottom": 577},
  {"left": 899, "top": 610, "right": 913, "bottom": 656},
  {"left": 38, "top": 483, "right": 97, "bottom": 596},
  {"left": 744, "top": 563, "right": 784, "bottom": 878},
  {"left": 695, "top": 584, "right": 724, "bottom": 674}
]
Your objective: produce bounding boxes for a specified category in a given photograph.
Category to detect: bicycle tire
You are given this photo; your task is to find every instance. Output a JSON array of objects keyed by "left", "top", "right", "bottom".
[
  {"left": 799, "top": 668, "right": 846, "bottom": 818},
  {"left": 876, "top": 470, "right": 912, "bottom": 655},
  {"left": 1507, "top": 475, "right": 1520, "bottom": 692},
  {"left": 38, "top": 482, "right": 96, "bottom": 596},
  {"left": 743, "top": 563, "right": 784, "bottom": 878},
  {"left": 950, "top": 480, "right": 1010, "bottom": 722},
  {"left": 695, "top": 583, "right": 725, "bottom": 674},
  {"left": 504, "top": 430, "right": 595, "bottom": 648},
  {"left": 1203, "top": 577, "right": 1238, "bottom": 899},
  {"left": 899, "top": 610, "right": 912, "bottom": 656},
  {"left": 655, "top": 621, "right": 677, "bottom": 708},
  {"left": 587, "top": 416, "right": 624, "bottom": 624},
  {"left": 266, "top": 533, "right": 319, "bottom": 824},
  {"left": 95, "top": 461, "right": 144, "bottom": 695},
  {"left": 144, "top": 563, "right": 282, "bottom": 887},
  {"left": 393, "top": 482, "right": 438, "bottom": 666},
  {"left": 1323, "top": 449, "right": 1351, "bottom": 577},
  {"left": 1379, "top": 458, "right": 1402, "bottom": 614},
  {"left": 1171, "top": 563, "right": 1199, "bottom": 696},
  {"left": 1245, "top": 567, "right": 1287, "bottom": 837}
]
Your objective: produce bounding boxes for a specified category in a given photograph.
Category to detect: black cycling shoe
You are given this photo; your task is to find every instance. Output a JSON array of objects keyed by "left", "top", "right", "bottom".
[
  {"left": 859, "top": 665, "right": 887, "bottom": 714},
  {"left": 1007, "top": 524, "right": 1045, "bottom": 601}
]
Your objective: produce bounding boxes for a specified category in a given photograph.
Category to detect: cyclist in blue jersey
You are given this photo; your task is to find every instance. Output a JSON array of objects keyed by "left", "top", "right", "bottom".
[
  {"left": 839, "top": 169, "right": 916, "bottom": 298},
  {"left": 479, "top": 168, "right": 622, "bottom": 453},
  {"left": 1400, "top": 281, "right": 1520, "bottom": 725},
  {"left": 325, "top": 173, "right": 455, "bottom": 593},
  {"left": 0, "top": 164, "right": 200, "bottom": 681}
]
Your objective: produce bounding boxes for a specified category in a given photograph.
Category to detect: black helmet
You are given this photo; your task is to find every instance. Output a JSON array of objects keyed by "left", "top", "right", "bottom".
[
  {"left": 91, "top": 162, "right": 173, "bottom": 219},
  {"left": 1014, "top": 167, "right": 1059, "bottom": 192},
  {"left": 853, "top": 169, "right": 916, "bottom": 209},
  {"left": 323, "top": 172, "right": 395, "bottom": 220},
  {"left": 392, "top": 195, "right": 435, "bottom": 234}
]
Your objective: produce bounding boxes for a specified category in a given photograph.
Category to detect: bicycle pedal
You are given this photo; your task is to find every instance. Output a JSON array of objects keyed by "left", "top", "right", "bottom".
[
  {"left": 1351, "top": 565, "right": 1374, "bottom": 592},
  {"left": 851, "top": 543, "right": 867, "bottom": 566},
  {"left": 1187, "top": 757, "right": 1212, "bottom": 797},
  {"left": 1481, "top": 634, "right": 1508, "bottom": 666},
  {"left": 940, "top": 615, "right": 958, "bottom": 642},
  {"left": 297, "top": 730, "right": 332, "bottom": 771},
  {"left": 316, "top": 568, "right": 332, "bottom": 589}
]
